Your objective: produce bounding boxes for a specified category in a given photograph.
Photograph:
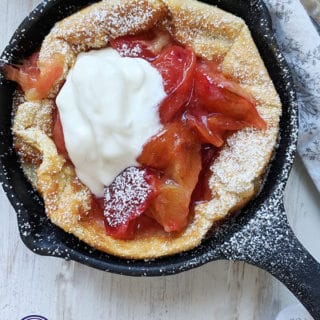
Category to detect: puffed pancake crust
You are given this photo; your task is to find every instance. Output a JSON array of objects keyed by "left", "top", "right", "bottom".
[{"left": 13, "top": 0, "right": 281, "bottom": 259}]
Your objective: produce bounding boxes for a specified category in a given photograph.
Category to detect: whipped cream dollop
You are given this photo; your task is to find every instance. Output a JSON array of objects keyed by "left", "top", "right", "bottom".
[{"left": 56, "top": 48, "right": 165, "bottom": 197}]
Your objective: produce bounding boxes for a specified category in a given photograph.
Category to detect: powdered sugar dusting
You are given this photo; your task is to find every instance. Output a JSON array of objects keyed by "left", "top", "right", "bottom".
[
  {"left": 209, "top": 126, "right": 278, "bottom": 196},
  {"left": 104, "top": 167, "right": 153, "bottom": 228},
  {"left": 117, "top": 43, "right": 143, "bottom": 57}
]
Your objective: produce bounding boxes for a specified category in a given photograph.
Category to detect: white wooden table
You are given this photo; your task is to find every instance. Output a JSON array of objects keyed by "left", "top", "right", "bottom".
[{"left": 1, "top": 1, "right": 320, "bottom": 319}]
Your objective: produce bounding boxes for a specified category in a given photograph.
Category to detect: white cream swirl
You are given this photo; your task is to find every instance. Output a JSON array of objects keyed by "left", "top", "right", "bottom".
[{"left": 56, "top": 48, "right": 165, "bottom": 197}]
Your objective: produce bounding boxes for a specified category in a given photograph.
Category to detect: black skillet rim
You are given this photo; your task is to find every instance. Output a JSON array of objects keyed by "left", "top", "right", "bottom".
[{"left": 0, "top": 0, "right": 298, "bottom": 276}]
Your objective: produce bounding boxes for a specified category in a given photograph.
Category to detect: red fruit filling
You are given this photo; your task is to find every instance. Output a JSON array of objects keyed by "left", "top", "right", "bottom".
[
  {"left": 191, "top": 145, "right": 219, "bottom": 203},
  {"left": 193, "top": 61, "right": 267, "bottom": 130},
  {"left": 110, "top": 30, "right": 171, "bottom": 61},
  {"left": 103, "top": 167, "right": 159, "bottom": 239},
  {"left": 8, "top": 31, "right": 267, "bottom": 239},
  {"left": 152, "top": 46, "right": 196, "bottom": 123},
  {"left": 3, "top": 52, "right": 64, "bottom": 101},
  {"left": 107, "top": 35, "right": 266, "bottom": 238},
  {"left": 137, "top": 123, "right": 201, "bottom": 232},
  {"left": 52, "top": 108, "right": 69, "bottom": 159}
]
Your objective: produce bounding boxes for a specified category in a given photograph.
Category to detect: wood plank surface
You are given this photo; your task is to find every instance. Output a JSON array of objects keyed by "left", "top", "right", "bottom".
[{"left": 1, "top": 1, "right": 320, "bottom": 319}]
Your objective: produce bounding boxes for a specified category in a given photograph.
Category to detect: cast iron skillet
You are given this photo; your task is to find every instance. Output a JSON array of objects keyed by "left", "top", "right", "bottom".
[{"left": 1, "top": 0, "right": 320, "bottom": 318}]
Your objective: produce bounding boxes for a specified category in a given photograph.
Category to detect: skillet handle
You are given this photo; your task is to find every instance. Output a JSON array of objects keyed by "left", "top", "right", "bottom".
[{"left": 246, "top": 201, "right": 320, "bottom": 319}]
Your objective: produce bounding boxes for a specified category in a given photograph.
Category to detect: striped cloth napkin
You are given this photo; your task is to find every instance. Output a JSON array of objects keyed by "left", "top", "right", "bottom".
[{"left": 265, "top": 0, "right": 320, "bottom": 192}]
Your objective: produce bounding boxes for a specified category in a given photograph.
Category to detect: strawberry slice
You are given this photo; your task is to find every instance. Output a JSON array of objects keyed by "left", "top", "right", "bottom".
[
  {"left": 185, "top": 111, "right": 248, "bottom": 147},
  {"left": 207, "top": 114, "right": 246, "bottom": 132},
  {"left": 186, "top": 114, "right": 224, "bottom": 147},
  {"left": 3, "top": 52, "right": 64, "bottom": 101},
  {"left": 138, "top": 123, "right": 201, "bottom": 232},
  {"left": 104, "top": 167, "right": 159, "bottom": 239},
  {"left": 110, "top": 30, "right": 171, "bottom": 61},
  {"left": 194, "top": 62, "right": 267, "bottom": 130},
  {"left": 191, "top": 145, "right": 218, "bottom": 203},
  {"left": 110, "top": 36, "right": 156, "bottom": 60},
  {"left": 52, "top": 109, "right": 69, "bottom": 159},
  {"left": 152, "top": 46, "right": 196, "bottom": 123}
]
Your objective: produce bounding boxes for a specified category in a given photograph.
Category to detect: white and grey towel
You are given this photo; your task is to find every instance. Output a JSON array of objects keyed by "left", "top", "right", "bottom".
[{"left": 264, "top": 0, "right": 320, "bottom": 192}]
